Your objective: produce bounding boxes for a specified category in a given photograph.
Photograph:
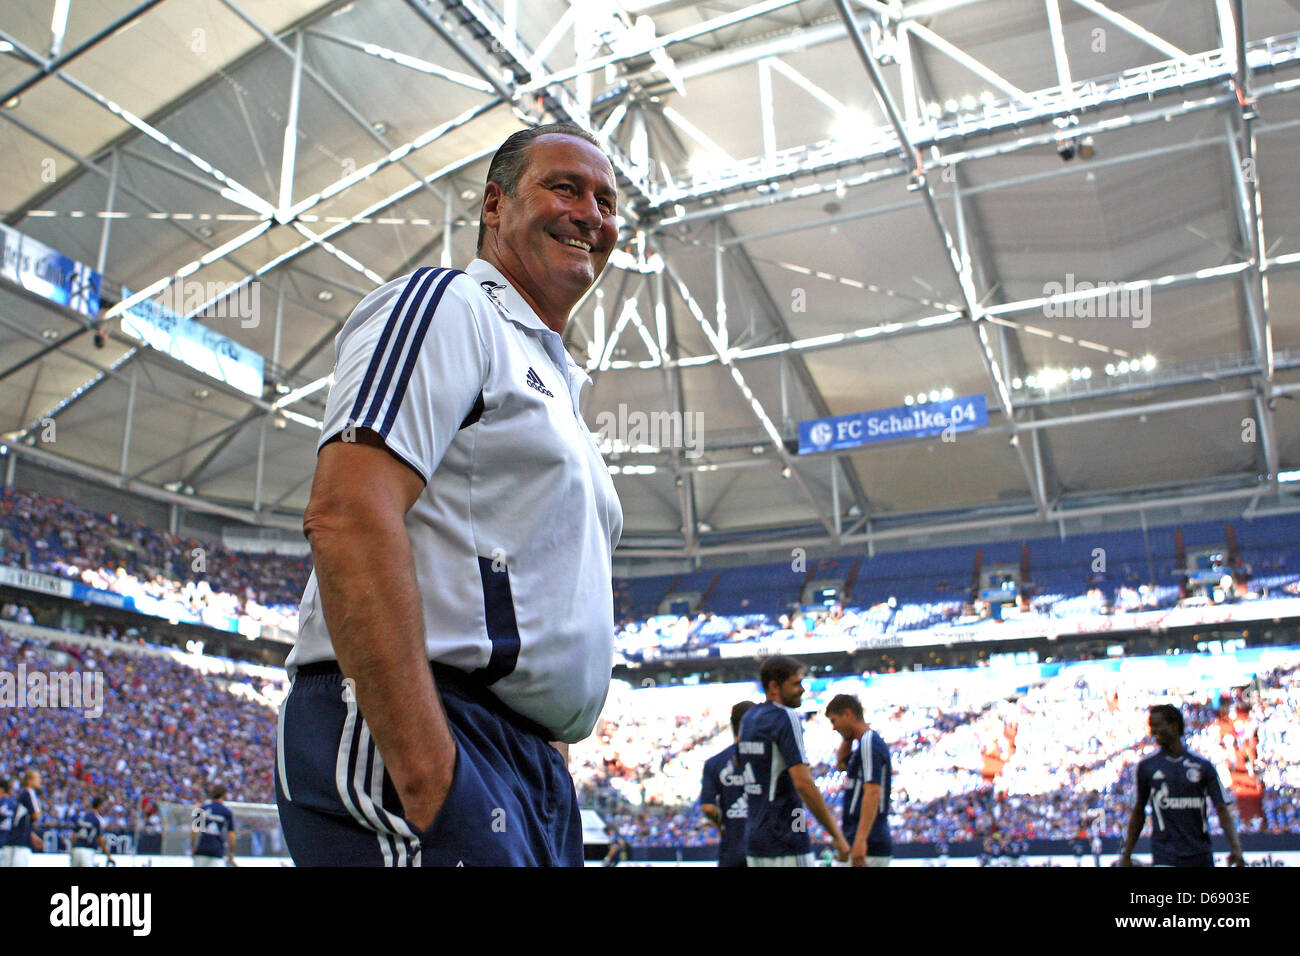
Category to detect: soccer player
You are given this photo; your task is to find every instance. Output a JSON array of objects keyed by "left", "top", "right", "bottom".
[
  {"left": 825, "top": 693, "right": 893, "bottom": 867},
  {"left": 276, "top": 123, "right": 622, "bottom": 866},
  {"left": 5, "top": 770, "right": 43, "bottom": 867},
  {"left": 601, "top": 824, "right": 630, "bottom": 867},
  {"left": 700, "top": 700, "right": 756, "bottom": 867},
  {"left": 192, "top": 784, "right": 236, "bottom": 867},
  {"left": 737, "top": 656, "right": 850, "bottom": 866},
  {"left": 0, "top": 779, "right": 15, "bottom": 867},
  {"left": 1119, "top": 704, "right": 1245, "bottom": 867},
  {"left": 70, "top": 795, "right": 114, "bottom": 867}
]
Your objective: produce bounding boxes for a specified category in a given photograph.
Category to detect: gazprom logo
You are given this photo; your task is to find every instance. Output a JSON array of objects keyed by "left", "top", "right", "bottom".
[{"left": 809, "top": 422, "right": 833, "bottom": 447}]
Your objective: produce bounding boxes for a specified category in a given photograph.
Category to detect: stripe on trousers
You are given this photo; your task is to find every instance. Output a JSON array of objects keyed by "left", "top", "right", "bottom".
[
  {"left": 369, "top": 738, "right": 422, "bottom": 867},
  {"left": 276, "top": 696, "right": 292, "bottom": 802},
  {"left": 354, "top": 723, "right": 422, "bottom": 867},
  {"left": 334, "top": 689, "right": 391, "bottom": 866},
  {"left": 353, "top": 724, "right": 401, "bottom": 865}
]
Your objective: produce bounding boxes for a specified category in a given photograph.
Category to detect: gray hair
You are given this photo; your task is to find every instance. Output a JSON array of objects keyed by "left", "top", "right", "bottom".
[{"left": 475, "top": 123, "right": 607, "bottom": 252}]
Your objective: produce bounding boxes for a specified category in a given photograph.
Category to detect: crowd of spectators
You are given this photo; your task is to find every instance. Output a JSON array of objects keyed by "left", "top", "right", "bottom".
[
  {"left": 5, "top": 487, "right": 1298, "bottom": 664},
  {"left": 0, "top": 627, "right": 284, "bottom": 837},
  {"left": 3, "top": 615, "right": 1297, "bottom": 852},
  {"left": 3, "top": 487, "right": 1299, "bottom": 853},
  {"left": 611, "top": 575, "right": 1298, "bottom": 664},
  {"left": 0, "top": 488, "right": 310, "bottom": 635},
  {"left": 591, "top": 656, "right": 1300, "bottom": 849}
]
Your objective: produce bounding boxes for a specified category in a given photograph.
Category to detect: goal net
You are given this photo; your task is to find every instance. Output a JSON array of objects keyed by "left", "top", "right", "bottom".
[{"left": 159, "top": 801, "right": 290, "bottom": 859}]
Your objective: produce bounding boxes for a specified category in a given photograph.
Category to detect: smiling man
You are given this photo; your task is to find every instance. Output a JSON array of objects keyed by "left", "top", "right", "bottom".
[{"left": 275, "top": 124, "right": 623, "bottom": 866}]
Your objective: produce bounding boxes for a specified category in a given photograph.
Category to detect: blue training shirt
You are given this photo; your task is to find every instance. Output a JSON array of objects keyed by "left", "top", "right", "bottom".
[
  {"left": 73, "top": 810, "right": 104, "bottom": 850},
  {"left": 700, "top": 744, "right": 749, "bottom": 867},
  {"left": 193, "top": 801, "right": 236, "bottom": 857},
  {"left": 7, "top": 788, "right": 40, "bottom": 848},
  {"left": 0, "top": 795, "right": 15, "bottom": 845},
  {"left": 842, "top": 729, "right": 892, "bottom": 855},
  {"left": 737, "top": 701, "right": 811, "bottom": 859},
  {"left": 1135, "top": 749, "right": 1229, "bottom": 863}
]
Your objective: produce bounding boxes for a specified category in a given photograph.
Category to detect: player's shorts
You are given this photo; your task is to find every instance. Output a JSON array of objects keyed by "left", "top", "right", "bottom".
[
  {"left": 747, "top": 853, "right": 816, "bottom": 867},
  {"left": 1153, "top": 851, "right": 1214, "bottom": 867},
  {"left": 833, "top": 855, "right": 892, "bottom": 867},
  {"left": 70, "top": 847, "right": 96, "bottom": 867},
  {"left": 0, "top": 845, "right": 12, "bottom": 867},
  {"left": 8, "top": 846, "right": 31, "bottom": 867},
  {"left": 193, "top": 855, "right": 226, "bottom": 867},
  {"left": 276, "top": 661, "right": 582, "bottom": 867}
]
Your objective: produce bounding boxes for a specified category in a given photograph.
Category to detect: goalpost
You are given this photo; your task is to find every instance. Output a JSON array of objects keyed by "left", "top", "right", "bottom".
[{"left": 159, "top": 801, "right": 291, "bottom": 862}]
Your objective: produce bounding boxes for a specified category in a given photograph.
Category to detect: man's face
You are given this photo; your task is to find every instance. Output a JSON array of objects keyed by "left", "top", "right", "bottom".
[
  {"left": 773, "top": 671, "right": 805, "bottom": 708},
  {"left": 483, "top": 134, "right": 618, "bottom": 309},
  {"left": 827, "top": 709, "right": 854, "bottom": 741},
  {"left": 1149, "top": 711, "right": 1178, "bottom": 749},
  {"left": 29, "top": 771, "right": 42, "bottom": 790}
]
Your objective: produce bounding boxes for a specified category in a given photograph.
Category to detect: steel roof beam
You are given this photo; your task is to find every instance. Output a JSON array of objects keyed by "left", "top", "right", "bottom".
[
  {"left": 303, "top": 28, "right": 496, "bottom": 92},
  {"left": 714, "top": 221, "right": 877, "bottom": 526},
  {"left": 511, "top": 0, "right": 807, "bottom": 96},
  {"left": 0, "top": 115, "right": 341, "bottom": 429},
  {"left": 0, "top": 28, "right": 273, "bottom": 216},
  {"left": 658, "top": 250, "right": 838, "bottom": 537},
  {"left": 834, "top": 0, "right": 1044, "bottom": 514},
  {"left": 650, "top": 36, "right": 1300, "bottom": 214},
  {"left": 217, "top": 0, "right": 467, "bottom": 216},
  {"left": 3, "top": 438, "right": 303, "bottom": 531},
  {"left": 0, "top": 0, "right": 170, "bottom": 112},
  {"left": 647, "top": 269, "right": 699, "bottom": 555},
  {"left": 405, "top": 0, "right": 653, "bottom": 207},
  {"left": 648, "top": 252, "right": 1300, "bottom": 371},
  {"left": 1221, "top": 0, "right": 1279, "bottom": 490},
  {"left": 650, "top": 106, "right": 875, "bottom": 533}
]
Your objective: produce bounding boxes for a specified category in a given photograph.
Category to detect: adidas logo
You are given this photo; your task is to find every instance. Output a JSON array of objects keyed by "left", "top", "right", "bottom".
[
  {"left": 525, "top": 367, "right": 553, "bottom": 398},
  {"left": 1152, "top": 770, "right": 1165, "bottom": 780}
]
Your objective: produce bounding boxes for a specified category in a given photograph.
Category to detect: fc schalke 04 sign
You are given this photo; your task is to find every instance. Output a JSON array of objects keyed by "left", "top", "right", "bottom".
[{"left": 798, "top": 395, "right": 988, "bottom": 454}]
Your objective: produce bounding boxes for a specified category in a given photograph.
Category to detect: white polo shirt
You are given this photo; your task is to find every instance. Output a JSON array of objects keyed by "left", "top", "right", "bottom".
[{"left": 289, "top": 258, "right": 623, "bottom": 743}]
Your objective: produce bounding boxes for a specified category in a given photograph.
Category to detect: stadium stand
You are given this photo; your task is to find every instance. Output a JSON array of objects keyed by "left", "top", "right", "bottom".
[
  {"left": 3, "top": 487, "right": 1300, "bottom": 854},
  {"left": 577, "top": 650, "right": 1300, "bottom": 851},
  {"left": 0, "top": 625, "right": 283, "bottom": 845}
]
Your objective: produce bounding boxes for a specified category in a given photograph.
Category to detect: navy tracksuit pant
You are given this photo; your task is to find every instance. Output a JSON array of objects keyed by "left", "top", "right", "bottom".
[{"left": 275, "top": 661, "right": 583, "bottom": 866}]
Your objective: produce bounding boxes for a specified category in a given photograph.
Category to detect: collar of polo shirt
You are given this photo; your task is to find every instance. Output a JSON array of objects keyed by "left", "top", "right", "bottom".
[
  {"left": 466, "top": 257, "right": 594, "bottom": 406},
  {"left": 466, "top": 258, "right": 552, "bottom": 334}
]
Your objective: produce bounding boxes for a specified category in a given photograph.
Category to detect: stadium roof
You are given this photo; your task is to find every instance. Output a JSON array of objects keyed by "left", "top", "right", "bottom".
[{"left": 2, "top": 0, "right": 1299, "bottom": 564}]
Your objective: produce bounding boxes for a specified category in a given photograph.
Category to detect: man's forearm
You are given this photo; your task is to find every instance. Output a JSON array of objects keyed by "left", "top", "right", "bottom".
[
  {"left": 1216, "top": 804, "right": 1244, "bottom": 853},
  {"left": 309, "top": 515, "right": 454, "bottom": 829},
  {"left": 858, "top": 788, "right": 880, "bottom": 845},
  {"left": 1121, "top": 809, "right": 1145, "bottom": 856},
  {"left": 836, "top": 738, "right": 852, "bottom": 771}
]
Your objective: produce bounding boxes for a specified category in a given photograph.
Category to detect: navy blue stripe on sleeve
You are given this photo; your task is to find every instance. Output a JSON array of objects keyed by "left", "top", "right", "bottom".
[
  {"left": 359, "top": 267, "right": 446, "bottom": 431},
  {"left": 377, "top": 268, "right": 463, "bottom": 437},
  {"left": 348, "top": 267, "right": 435, "bottom": 427}
]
